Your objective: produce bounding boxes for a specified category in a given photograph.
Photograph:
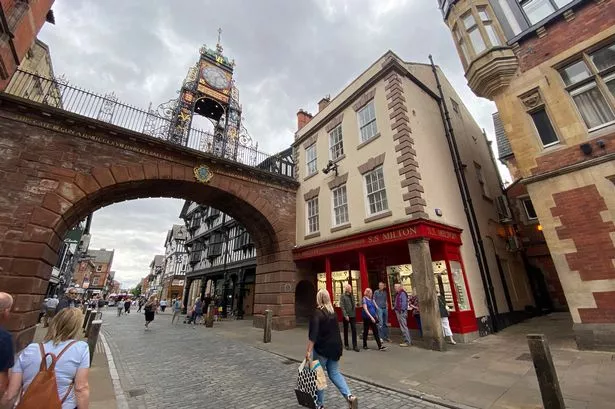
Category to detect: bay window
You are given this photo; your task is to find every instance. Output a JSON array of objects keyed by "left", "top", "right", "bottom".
[{"left": 454, "top": 6, "right": 501, "bottom": 65}]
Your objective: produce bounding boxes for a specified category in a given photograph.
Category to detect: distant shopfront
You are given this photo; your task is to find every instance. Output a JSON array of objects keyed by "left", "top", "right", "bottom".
[{"left": 294, "top": 219, "right": 478, "bottom": 336}]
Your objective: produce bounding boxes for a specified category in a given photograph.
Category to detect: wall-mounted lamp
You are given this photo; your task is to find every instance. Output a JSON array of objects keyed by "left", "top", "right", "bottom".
[
  {"left": 322, "top": 160, "right": 339, "bottom": 177},
  {"left": 596, "top": 140, "right": 606, "bottom": 149},
  {"left": 435, "top": 208, "right": 443, "bottom": 217},
  {"left": 580, "top": 143, "right": 592, "bottom": 156},
  {"left": 537, "top": 224, "right": 543, "bottom": 231}
]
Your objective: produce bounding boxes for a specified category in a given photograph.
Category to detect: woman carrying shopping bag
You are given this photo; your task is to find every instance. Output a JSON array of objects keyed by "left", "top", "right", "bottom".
[{"left": 305, "top": 289, "right": 358, "bottom": 409}]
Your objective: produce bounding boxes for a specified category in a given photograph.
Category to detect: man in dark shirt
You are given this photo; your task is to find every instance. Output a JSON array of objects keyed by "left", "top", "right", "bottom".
[
  {"left": 55, "top": 287, "right": 81, "bottom": 313},
  {"left": 340, "top": 284, "right": 359, "bottom": 352},
  {"left": 0, "top": 292, "right": 15, "bottom": 396}
]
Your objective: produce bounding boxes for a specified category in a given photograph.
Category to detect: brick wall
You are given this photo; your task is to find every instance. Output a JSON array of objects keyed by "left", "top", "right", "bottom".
[
  {"left": 0, "top": 95, "right": 298, "bottom": 348},
  {"left": 515, "top": 0, "right": 615, "bottom": 73}
]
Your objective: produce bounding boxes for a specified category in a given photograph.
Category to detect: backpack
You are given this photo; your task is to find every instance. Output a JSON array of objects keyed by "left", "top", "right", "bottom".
[{"left": 16, "top": 341, "right": 78, "bottom": 409}]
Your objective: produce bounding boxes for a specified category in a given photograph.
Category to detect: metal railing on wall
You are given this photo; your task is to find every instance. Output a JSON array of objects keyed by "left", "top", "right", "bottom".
[{"left": 4, "top": 70, "right": 295, "bottom": 178}]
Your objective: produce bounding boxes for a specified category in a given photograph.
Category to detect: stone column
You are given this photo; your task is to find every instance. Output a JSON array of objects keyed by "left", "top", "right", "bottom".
[{"left": 407, "top": 238, "right": 444, "bottom": 351}]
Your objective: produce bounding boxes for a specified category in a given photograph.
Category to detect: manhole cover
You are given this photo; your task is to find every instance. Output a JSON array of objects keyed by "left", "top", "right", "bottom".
[
  {"left": 127, "top": 388, "right": 146, "bottom": 398},
  {"left": 516, "top": 353, "right": 532, "bottom": 361}
]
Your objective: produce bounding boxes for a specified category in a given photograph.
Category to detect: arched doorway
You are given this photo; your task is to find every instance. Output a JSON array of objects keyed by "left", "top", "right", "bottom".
[
  {"left": 0, "top": 97, "right": 298, "bottom": 349},
  {"left": 295, "top": 280, "right": 316, "bottom": 325}
]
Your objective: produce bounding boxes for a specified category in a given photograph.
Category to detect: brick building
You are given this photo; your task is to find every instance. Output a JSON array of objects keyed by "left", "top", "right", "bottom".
[
  {"left": 0, "top": 0, "right": 55, "bottom": 90},
  {"left": 82, "top": 249, "right": 114, "bottom": 298},
  {"left": 439, "top": 0, "right": 615, "bottom": 349},
  {"left": 292, "top": 50, "right": 535, "bottom": 347}
]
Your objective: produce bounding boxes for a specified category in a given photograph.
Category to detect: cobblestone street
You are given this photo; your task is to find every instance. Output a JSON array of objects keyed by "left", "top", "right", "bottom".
[{"left": 102, "top": 310, "right": 448, "bottom": 409}]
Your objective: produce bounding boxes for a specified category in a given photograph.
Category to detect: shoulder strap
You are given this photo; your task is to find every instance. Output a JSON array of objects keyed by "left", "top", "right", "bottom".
[
  {"left": 49, "top": 340, "right": 78, "bottom": 371},
  {"left": 38, "top": 343, "right": 48, "bottom": 371}
]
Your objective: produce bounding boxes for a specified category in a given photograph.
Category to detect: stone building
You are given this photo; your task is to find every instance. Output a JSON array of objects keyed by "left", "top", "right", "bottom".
[
  {"left": 438, "top": 0, "right": 615, "bottom": 350},
  {"left": 180, "top": 202, "right": 257, "bottom": 318},
  {"left": 147, "top": 255, "right": 165, "bottom": 297},
  {"left": 0, "top": 0, "right": 55, "bottom": 90},
  {"left": 292, "top": 50, "right": 534, "bottom": 346},
  {"left": 160, "top": 224, "right": 188, "bottom": 301}
]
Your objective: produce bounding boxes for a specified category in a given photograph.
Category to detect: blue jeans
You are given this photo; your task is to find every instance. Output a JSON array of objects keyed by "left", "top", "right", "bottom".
[
  {"left": 313, "top": 352, "right": 351, "bottom": 407},
  {"left": 395, "top": 310, "right": 412, "bottom": 344},
  {"left": 377, "top": 308, "right": 389, "bottom": 340}
]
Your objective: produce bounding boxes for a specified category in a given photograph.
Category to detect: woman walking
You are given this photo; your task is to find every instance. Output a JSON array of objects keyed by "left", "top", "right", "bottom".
[
  {"left": 143, "top": 295, "right": 158, "bottom": 329},
  {"left": 305, "top": 289, "right": 358, "bottom": 409},
  {"left": 1, "top": 307, "right": 90, "bottom": 409},
  {"left": 361, "top": 288, "right": 386, "bottom": 351}
]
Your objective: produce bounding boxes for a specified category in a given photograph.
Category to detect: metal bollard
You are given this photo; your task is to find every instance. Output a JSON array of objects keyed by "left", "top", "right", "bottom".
[
  {"left": 83, "top": 308, "right": 92, "bottom": 330},
  {"left": 527, "top": 334, "right": 565, "bottom": 409},
  {"left": 87, "top": 320, "right": 103, "bottom": 365},
  {"left": 263, "top": 309, "right": 272, "bottom": 343},
  {"left": 85, "top": 309, "right": 96, "bottom": 336},
  {"left": 205, "top": 302, "right": 215, "bottom": 328}
]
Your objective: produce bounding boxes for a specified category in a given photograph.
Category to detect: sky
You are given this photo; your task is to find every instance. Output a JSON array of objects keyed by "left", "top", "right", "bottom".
[{"left": 38, "top": 0, "right": 504, "bottom": 289}]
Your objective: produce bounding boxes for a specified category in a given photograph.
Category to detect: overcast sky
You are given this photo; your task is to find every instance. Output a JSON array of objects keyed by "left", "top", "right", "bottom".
[{"left": 39, "top": 0, "right": 503, "bottom": 289}]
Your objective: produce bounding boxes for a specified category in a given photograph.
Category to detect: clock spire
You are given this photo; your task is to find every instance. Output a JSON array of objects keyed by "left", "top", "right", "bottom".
[{"left": 216, "top": 27, "right": 223, "bottom": 54}]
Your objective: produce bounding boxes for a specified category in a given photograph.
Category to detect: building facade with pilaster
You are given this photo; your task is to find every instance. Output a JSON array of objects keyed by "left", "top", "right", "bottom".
[
  {"left": 438, "top": 0, "right": 615, "bottom": 350},
  {"left": 292, "top": 51, "right": 535, "bottom": 346},
  {"left": 160, "top": 224, "right": 188, "bottom": 301}
]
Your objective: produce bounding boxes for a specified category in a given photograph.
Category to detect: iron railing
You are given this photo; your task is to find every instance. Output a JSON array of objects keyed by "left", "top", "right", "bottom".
[{"left": 4, "top": 69, "right": 295, "bottom": 177}]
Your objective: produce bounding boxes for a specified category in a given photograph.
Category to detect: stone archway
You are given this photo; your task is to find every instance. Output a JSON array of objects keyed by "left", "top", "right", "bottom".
[
  {"left": 295, "top": 280, "right": 316, "bottom": 325},
  {"left": 0, "top": 94, "right": 298, "bottom": 349}
]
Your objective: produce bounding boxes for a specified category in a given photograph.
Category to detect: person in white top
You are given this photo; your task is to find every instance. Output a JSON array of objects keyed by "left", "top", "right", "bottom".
[{"left": 1, "top": 307, "right": 90, "bottom": 409}]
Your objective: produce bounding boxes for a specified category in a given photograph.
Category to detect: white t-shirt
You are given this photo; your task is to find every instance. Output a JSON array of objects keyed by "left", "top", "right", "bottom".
[
  {"left": 46, "top": 298, "right": 59, "bottom": 309},
  {"left": 13, "top": 340, "right": 90, "bottom": 409}
]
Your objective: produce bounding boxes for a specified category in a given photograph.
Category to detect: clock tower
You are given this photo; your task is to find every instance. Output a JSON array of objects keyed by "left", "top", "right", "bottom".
[{"left": 167, "top": 30, "right": 243, "bottom": 158}]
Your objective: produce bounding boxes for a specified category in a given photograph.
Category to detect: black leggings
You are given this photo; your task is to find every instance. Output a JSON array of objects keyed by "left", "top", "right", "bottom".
[{"left": 362, "top": 318, "right": 382, "bottom": 348}]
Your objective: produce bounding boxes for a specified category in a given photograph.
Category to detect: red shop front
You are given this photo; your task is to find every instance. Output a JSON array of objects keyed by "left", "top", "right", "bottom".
[{"left": 293, "top": 219, "right": 479, "bottom": 336}]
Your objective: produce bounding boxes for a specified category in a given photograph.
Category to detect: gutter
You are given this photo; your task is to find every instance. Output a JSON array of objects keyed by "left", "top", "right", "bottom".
[{"left": 429, "top": 56, "right": 500, "bottom": 333}]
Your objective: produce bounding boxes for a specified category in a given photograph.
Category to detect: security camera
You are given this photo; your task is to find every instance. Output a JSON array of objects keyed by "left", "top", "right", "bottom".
[{"left": 322, "top": 160, "right": 339, "bottom": 176}]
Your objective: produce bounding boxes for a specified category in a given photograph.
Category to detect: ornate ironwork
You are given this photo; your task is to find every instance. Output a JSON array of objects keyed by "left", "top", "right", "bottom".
[{"left": 96, "top": 92, "right": 118, "bottom": 122}]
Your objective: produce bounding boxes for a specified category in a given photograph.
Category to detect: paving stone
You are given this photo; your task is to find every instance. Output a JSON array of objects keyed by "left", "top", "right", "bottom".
[{"left": 102, "top": 310, "right": 449, "bottom": 409}]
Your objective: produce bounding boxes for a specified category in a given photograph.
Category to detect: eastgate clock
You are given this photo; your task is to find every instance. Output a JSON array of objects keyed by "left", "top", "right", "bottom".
[{"left": 201, "top": 66, "right": 230, "bottom": 90}]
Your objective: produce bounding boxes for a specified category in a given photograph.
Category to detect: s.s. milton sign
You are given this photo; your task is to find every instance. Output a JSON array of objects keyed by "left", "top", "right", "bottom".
[{"left": 294, "top": 223, "right": 461, "bottom": 260}]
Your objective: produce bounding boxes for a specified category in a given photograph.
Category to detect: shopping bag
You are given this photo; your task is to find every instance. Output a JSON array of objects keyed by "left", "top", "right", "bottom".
[
  {"left": 310, "top": 359, "right": 327, "bottom": 390},
  {"left": 294, "top": 359, "right": 318, "bottom": 408}
]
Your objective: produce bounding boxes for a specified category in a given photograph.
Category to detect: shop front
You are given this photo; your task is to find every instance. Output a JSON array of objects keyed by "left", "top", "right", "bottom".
[{"left": 294, "top": 219, "right": 478, "bottom": 338}]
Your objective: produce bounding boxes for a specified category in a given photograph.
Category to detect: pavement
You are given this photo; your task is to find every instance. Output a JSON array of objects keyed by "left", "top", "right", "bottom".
[
  {"left": 101, "top": 309, "right": 449, "bottom": 409},
  {"left": 206, "top": 312, "right": 615, "bottom": 409}
]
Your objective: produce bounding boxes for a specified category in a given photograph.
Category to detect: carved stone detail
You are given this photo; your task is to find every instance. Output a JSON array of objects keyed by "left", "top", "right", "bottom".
[
  {"left": 302, "top": 134, "right": 318, "bottom": 149},
  {"left": 325, "top": 113, "right": 344, "bottom": 133},
  {"left": 519, "top": 88, "right": 544, "bottom": 111},
  {"left": 303, "top": 186, "right": 320, "bottom": 201},
  {"left": 327, "top": 172, "right": 349, "bottom": 190},
  {"left": 358, "top": 153, "right": 386, "bottom": 175},
  {"left": 352, "top": 88, "right": 376, "bottom": 112}
]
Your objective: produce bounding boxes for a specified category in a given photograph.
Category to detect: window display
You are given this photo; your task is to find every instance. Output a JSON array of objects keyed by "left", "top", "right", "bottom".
[
  {"left": 432, "top": 260, "right": 455, "bottom": 311},
  {"left": 386, "top": 264, "right": 413, "bottom": 307},
  {"left": 331, "top": 270, "right": 361, "bottom": 307},
  {"left": 317, "top": 273, "right": 327, "bottom": 292},
  {"left": 450, "top": 260, "right": 471, "bottom": 311},
  {"left": 386, "top": 261, "right": 455, "bottom": 311}
]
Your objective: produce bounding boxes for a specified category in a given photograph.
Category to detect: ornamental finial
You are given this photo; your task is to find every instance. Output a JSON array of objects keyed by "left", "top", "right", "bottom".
[{"left": 216, "top": 27, "right": 223, "bottom": 54}]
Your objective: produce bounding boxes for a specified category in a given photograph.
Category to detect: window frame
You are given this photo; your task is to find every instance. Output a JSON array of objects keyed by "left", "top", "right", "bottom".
[
  {"left": 454, "top": 5, "right": 502, "bottom": 66},
  {"left": 474, "top": 163, "right": 491, "bottom": 199},
  {"left": 518, "top": 0, "right": 574, "bottom": 26},
  {"left": 305, "top": 143, "right": 318, "bottom": 176},
  {"left": 331, "top": 185, "right": 349, "bottom": 227},
  {"left": 357, "top": 100, "right": 378, "bottom": 143},
  {"left": 363, "top": 166, "right": 389, "bottom": 216},
  {"left": 328, "top": 125, "right": 344, "bottom": 161},
  {"left": 306, "top": 197, "right": 320, "bottom": 234},
  {"left": 529, "top": 106, "right": 560, "bottom": 148},
  {"left": 521, "top": 197, "right": 538, "bottom": 221},
  {"left": 558, "top": 41, "right": 615, "bottom": 132}
]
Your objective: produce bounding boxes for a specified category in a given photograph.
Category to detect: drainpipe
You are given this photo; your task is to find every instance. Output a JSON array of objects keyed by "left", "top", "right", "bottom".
[{"left": 429, "top": 55, "right": 500, "bottom": 332}]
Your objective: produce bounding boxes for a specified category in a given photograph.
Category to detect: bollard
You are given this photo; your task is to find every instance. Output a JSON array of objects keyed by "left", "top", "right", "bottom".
[
  {"left": 85, "top": 309, "right": 96, "bottom": 336},
  {"left": 527, "top": 334, "right": 565, "bottom": 409},
  {"left": 263, "top": 309, "right": 272, "bottom": 343},
  {"left": 204, "top": 302, "right": 215, "bottom": 328},
  {"left": 83, "top": 308, "right": 92, "bottom": 330},
  {"left": 87, "top": 320, "right": 103, "bottom": 365}
]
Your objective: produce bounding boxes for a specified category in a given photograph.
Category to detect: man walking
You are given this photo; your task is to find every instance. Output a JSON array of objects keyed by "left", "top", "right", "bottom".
[
  {"left": 394, "top": 283, "right": 412, "bottom": 347},
  {"left": 43, "top": 295, "right": 59, "bottom": 327},
  {"left": 193, "top": 297, "right": 203, "bottom": 325},
  {"left": 56, "top": 288, "right": 81, "bottom": 313},
  {"left": 340, "top": 284, "right": 359, "bottom": 352},
  {"left": 171, "top": 298, "right": 182, "bottom": 325},
  {"left": 0, "top": 292, "right": 14, "bottom": 396},
  {"left": 373, "top": 282, "right": 390, "bottom": 342}
]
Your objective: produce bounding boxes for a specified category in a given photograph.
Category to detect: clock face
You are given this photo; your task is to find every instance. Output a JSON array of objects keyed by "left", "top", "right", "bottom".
[{"left": 201, "top": 66, "right": 230, "bottom": 90}]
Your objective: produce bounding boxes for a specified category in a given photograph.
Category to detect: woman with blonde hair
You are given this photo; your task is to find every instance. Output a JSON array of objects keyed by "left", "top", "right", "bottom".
[
  {"left": 2, "top": 307, "right": 90, "bottom": 408},
  {"left": 305, "top": 289, "right": 357, "bottom": 409},
  {"left": 143, "top": 295, "right": 158, "bottom": 329},
  {"left": 361, "top": 288, "right": 386, "bottom": 351}
]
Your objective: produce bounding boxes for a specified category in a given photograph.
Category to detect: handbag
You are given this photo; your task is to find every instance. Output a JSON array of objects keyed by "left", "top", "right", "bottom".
[
  {"left": 310, "top": 359, "right": 327, "bottom": 391},
  {"left": 294, "top": 359, "right": 318, "bottom": 409}
]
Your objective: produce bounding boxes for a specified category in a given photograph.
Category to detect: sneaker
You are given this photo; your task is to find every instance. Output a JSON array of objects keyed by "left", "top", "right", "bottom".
[
  {"left": 399, "top": 342, "right": 409, "bottom": 347},
  {"left": 353, "top": 347, "right": 361, "bottom": 352},
  {"left": 347, "top": 394, "right": 358, "bottom": 409},
  {"left": 345, "top": 346, "right": 350, "bottom": 351},
  {"left": 448, "top": 338, "right": 457, "bottom": 345},
  {"left": 379, "top": 345, "right": 387, "bottom": 351},
  {"left": 363, "top": 346, "right": 369, "bottom": 350}
]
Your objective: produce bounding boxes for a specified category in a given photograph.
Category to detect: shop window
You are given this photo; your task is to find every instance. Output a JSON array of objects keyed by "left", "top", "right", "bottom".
[
  {"left": 433, "top": 260, "right": 455, "bottom": 311},
  {"left": 329, "top": 125, "right": 344, "bottom": 160},
  {"left": 317, "top": 273, "right": 327, "bottom": 292},
  {"left": 559, "top": 42, "right": 615, "bottom": 131},
  {"left": 306, "top": 197, "right": 319, "bottom": 234},
  {"left": 519, "top": 0, "right": 574, "bottom": 25},
  {"left": 450, "top": 261, "right": 471, "bottom": 311},
  {"left": 357, "top": 100, "right": 378, "bottom": 143},
  {"left": 332, "top": 185, "right": 349, "bottom": 226},
  {"left": 522, "top": 198, "right": 538, "bottom": 220},
  {"left": 364, "top": 166, "right": 388, "bottom": 215},
  {"left": 305, "top": 144, "right": 317, "bottom": 176},
  {"left": 331, "top": 270, "right": 361, "bottom": 307},
  {"left": 386, "top": 262, "right": 455, "bottom": 310}
]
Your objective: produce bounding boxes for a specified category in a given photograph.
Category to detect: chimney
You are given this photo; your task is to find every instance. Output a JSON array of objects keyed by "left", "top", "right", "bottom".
[
  {"left": 318, "top": 96, "right": 331, "bottom": 112},
  {"left": 297, "top": 109, "right": 313, "bottom": 131}
]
